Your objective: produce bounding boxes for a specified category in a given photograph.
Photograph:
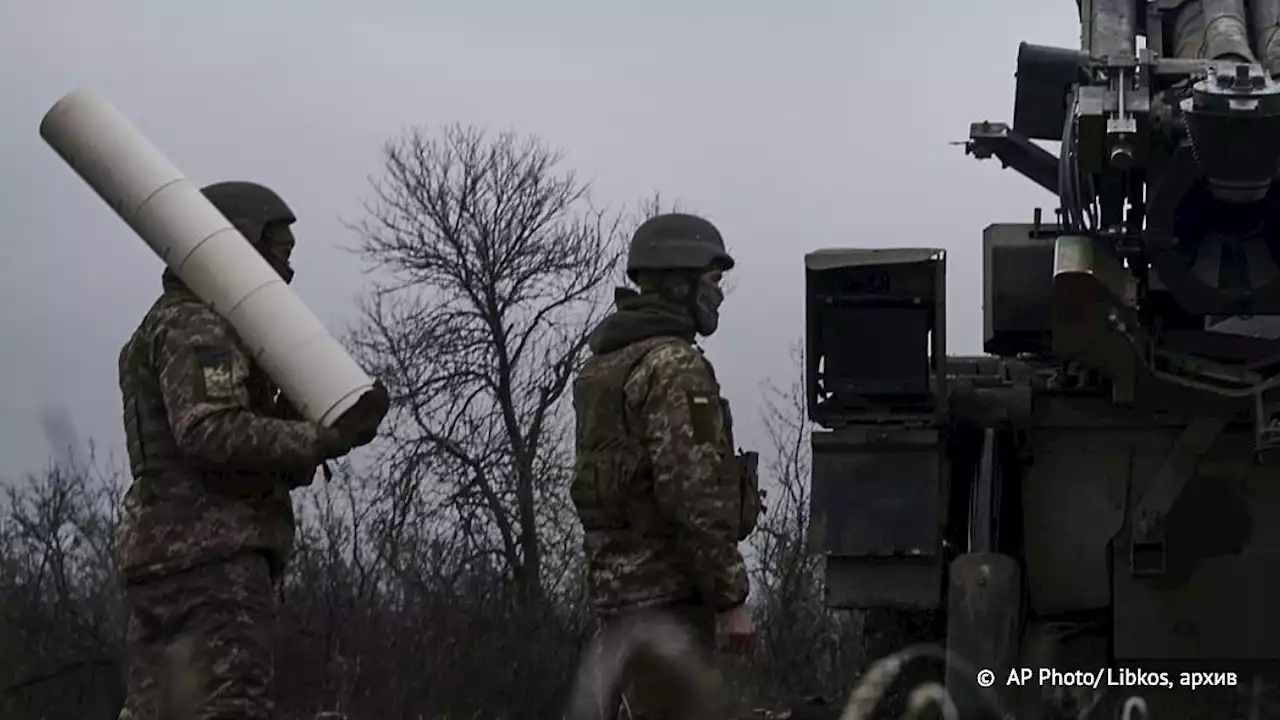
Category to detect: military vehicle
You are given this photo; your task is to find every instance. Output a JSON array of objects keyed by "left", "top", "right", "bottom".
[{"left": 805, "top": 1, "right": 1280, "bottom": 717}]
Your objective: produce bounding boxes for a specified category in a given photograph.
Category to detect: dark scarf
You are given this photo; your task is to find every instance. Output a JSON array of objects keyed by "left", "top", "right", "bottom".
[{"left": 587, "top": 287, "right": 697, "bottom": 354}]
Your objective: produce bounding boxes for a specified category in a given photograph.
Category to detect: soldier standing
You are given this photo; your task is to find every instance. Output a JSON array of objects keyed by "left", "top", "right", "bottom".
[
  {"left": 570, "top": 213, "right": 762, "bottom": 720},
  {"left": 115, "top": 181, "right": 385, "bottom": 720}
]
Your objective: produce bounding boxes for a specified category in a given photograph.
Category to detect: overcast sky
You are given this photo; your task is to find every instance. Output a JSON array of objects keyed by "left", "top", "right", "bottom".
[{"left": 0, "top": 0, "right": 1077, "bottom": 480}]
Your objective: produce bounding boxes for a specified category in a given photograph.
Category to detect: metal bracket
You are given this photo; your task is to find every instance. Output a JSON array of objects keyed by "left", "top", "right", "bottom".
[
  {"left": 970, "top": 428, "right": 999, "bottom": 553},
  {"left": 964, "top": 122, "right": 1062, "bottom": 197},
  {"left": 1145, "top": 1, "right": 1166, "bottom": 56},
  {"left": 1128, "top": 415, "right": 1225, "bottom": 576}
]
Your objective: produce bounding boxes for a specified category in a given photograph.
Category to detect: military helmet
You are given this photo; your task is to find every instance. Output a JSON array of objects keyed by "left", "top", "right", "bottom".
[
  {"left": 626, "top": 212, "right": 735, "bottom": 280},
  {"left": 200, "top": 181, "right": 296, "bottom": 246}
]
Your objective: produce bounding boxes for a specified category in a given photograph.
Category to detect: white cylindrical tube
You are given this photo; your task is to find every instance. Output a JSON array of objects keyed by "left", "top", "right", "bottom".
[{"left": 40, "top": 88, "right": 374, "bottom": 427}]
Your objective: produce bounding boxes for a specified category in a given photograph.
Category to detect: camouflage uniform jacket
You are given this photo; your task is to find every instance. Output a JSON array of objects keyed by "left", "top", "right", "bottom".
[
  {"left": 116, "top": 276, "right": 327, "bottom": 583},
  {"left": 571, "top": 334, "right": 759, "bottom": 614}
]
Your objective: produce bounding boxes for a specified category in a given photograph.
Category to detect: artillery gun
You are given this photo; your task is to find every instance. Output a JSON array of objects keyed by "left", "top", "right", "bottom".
[{"left": 806, "top": 1, "right": 1280, "bottom": 716}]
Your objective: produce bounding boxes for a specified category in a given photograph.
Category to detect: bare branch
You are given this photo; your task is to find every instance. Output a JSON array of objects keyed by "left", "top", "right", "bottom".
[{"left": 346, "top": 124, "right": 627, "bottom": 602}]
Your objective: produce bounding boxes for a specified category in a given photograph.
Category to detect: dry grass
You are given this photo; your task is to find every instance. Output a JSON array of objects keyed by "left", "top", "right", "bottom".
[{"left": 563, "top": 613, "right": 1160, "bottom": 720}]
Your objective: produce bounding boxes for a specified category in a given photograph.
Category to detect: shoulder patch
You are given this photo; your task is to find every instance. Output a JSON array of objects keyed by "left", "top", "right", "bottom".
[
  {"left": 688, "top": 390, "right": 716, "bottom": 405},
  {"left": 687, "top": 390, "right": 721, "bottom": 443},
  {"left": 195, "top": 345, "right": 236, "bottom": 401}
]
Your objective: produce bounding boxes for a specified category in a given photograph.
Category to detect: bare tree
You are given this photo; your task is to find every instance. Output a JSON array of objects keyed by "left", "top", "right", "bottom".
[
  {"left": 634, "top": 191, "right": 689, "bottom": 222},
  {"left": 0, "top": 450, "right": 127, "bottom": 720},
  {"left": 746, "top": 342, "right": 864, "bottom": 709},
  {"left": 751, "top": 350, "right": 817, "bottom": 596},
  {"left": 348, "top": 123, "right": 628, "bottom": 606}
]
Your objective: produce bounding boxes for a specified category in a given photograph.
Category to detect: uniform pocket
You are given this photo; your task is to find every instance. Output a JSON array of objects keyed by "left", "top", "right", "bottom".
[{"left": 732, "top": 451, "right": 762, "bottom": 541}]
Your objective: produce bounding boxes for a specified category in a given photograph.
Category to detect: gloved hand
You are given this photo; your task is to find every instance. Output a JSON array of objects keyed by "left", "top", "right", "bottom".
[
  {"left": 342, "top": 379, "right": 389, "bottom": 448},
  {"left": 715, "top": 604, "right": 756, "bottom": 654},
  {"left": 318, "top": 380, "right": 391, "bottom": 459},
  {"left": 285, "top": 466, "right": 319, "bottom": 489},
  {"left": 319, "top": 426, "right": 358, "bottom": 460}
]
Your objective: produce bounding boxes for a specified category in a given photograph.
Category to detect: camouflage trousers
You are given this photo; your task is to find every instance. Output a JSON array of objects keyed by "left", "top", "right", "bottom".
[
  {"left": 118, "top": 552, "right": 278, "bottom": 720},
  {"left": 596, "top": 603, "right": 734, "bottom": 720}
]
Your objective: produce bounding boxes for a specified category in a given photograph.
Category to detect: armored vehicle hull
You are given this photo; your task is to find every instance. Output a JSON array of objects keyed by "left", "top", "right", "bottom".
[{"left": 809, "top": 3, "right": 1280, "bottom": 714}]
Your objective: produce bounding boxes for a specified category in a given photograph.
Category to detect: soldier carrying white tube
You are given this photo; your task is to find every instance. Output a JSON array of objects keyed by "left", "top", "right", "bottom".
[{"left": 114, "top": 181, "right": 387, "bottom": 720}]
